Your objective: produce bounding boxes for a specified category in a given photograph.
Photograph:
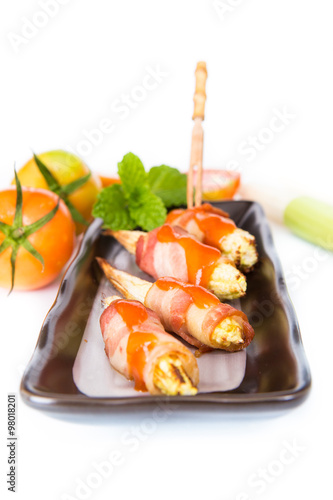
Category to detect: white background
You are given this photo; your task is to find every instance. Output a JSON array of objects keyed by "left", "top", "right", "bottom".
[{"left": 1, "top": 1, "right": 333, "bottom": 499}]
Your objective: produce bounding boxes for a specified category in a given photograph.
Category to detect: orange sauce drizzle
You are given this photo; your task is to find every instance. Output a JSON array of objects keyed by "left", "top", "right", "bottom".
[
  {"left": 155, "top": 277, "right": 219, "bottom": 309},
  {"left": 167, "top": 204, "right": 236, "bottom": 248},
  {"left": 156, "top": 224, "right": 221, "bottom": 287},
  {"left": 114, "top": 300, "right": 157, "bottom": 392},
  {"left": 126, "top": 332, "right": 157, "bottom": 391},
  {"left": 194, "top": 212, "right": 235, "bottom": 247},
  {"left": 166, "top": 209, "right": 184, "bottom": 224}
]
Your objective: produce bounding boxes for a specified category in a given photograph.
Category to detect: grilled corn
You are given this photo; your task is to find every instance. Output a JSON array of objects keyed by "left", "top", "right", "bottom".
[
  {"left": 219, "top": 228, "right": 258, "bottom": 272},
  {"left": 153, "top": 354, "right": 198, "bottom": 395}
]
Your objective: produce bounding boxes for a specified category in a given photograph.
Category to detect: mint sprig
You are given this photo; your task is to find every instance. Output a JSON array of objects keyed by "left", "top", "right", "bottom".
[
  {"left": 92, "top": 153, "right": 186, "bottom": 231},
  {"left": 93, "top": 184, "right": 136, "bottom": 231},
  {"left": 128, "top": 186, "right": 166, "bottom": 231},
  {"left": 148, "top": 165, "right": 187, "bottom": 207},
  {"left": 118, "top": 153, "right": 147, "bottom": 195}
]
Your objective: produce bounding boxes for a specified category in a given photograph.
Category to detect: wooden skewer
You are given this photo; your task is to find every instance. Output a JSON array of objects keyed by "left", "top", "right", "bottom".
[{"left": 187, "top": 61, "right": 207, "bottom": 208}]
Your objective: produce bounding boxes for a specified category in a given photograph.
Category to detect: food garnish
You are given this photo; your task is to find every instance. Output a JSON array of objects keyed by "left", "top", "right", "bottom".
[{"left": 92, "top": 153, "right": 187, "bottom": 231}]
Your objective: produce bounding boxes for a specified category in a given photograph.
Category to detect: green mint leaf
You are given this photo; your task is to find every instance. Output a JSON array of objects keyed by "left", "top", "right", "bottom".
[
  {"left": 129, "top": 187, "right": 167, "bottom": 231},
  {"left": 117, "top": 153, "right": 148, "bottom": 196},
  {"left": 148, "top": 165, "right": 187, "bottom": 208},
  {"left": 92, "top": 184, "right": 136, "bottom": 231}
]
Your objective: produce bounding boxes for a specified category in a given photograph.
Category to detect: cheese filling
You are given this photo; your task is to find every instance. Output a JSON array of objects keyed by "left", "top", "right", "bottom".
[{"left": 153, "top": 354, "right": 197, "bottom": 396}]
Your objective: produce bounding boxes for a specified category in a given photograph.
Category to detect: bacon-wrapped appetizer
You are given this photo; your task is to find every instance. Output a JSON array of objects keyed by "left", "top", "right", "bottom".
[
  {"left": 106, "top": 224, "right": 246, "bottom": 300},
  {"left": 97, "top": 259, "right": 255, "bottom": 353},
  {"left": 166, "top": 203, "right": 258, "bottom": 272},
  {"left": 100, "top": 295, "right": 199, "bottom": 395}
]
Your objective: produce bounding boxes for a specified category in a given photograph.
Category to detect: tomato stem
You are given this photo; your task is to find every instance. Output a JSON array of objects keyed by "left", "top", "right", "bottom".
[
  {"left": 11, "top": 228, "right": 24, "bottom": 239},
  {"left": 0, "top": 171, "right": 60, "bottom": 293},
  {"left": 32, "top": 153, "right": 91, "bottom": 225}
]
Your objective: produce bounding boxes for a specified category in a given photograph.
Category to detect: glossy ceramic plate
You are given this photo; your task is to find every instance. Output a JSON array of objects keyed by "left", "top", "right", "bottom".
[{"left": 20, "top": 201, "right": 311, "bottom": 412}]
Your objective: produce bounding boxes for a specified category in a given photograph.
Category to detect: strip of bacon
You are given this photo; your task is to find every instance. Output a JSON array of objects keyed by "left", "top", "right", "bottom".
[
  {"left": 97, "top": 259, "right": 255, "bottom": 353},
  {"left": 146, "top": 278, "right": 254, "bottom": 352},
  {"left": 108, "top": 224, "right": 247, "bottom": 300},
  {"left": 166, "top": 203, "right": 258, "bottom": 272},
  {"left": 100, "top": 297, "right": 199, "bottom": 395}
]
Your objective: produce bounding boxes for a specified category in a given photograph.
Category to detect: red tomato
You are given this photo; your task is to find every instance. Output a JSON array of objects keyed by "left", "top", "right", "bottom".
[
  {"left": 15, "top": 150, "right": 102, "bottom": 234},
  {"left": 193, "top": 169, "right": 241, "bottom": 200},
  {"left": 98, "top": 175, "right": 121, "bottom": 188},
  {"left": 0, "top": 187, "right": 76, "bottom": 290}
]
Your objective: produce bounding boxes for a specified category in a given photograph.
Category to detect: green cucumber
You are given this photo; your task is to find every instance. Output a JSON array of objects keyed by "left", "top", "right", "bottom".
[{"left": 284, "top": 196, "right": 333, "bottom": 251}]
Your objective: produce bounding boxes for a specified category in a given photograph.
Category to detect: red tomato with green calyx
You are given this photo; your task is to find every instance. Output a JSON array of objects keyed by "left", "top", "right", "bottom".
[{"left": 0, "top": 185, "right": 75, "bottom": 291}]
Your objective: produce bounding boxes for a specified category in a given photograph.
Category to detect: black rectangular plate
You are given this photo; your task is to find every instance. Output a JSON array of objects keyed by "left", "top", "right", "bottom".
[{"left": 20, "top": 201, "right": 311, "bottom": 412}]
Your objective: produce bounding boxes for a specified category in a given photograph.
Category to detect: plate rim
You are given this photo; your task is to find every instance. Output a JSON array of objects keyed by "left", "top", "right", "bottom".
[{"left": 20, "top": 200, "right": 312, "bottom": 411}]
